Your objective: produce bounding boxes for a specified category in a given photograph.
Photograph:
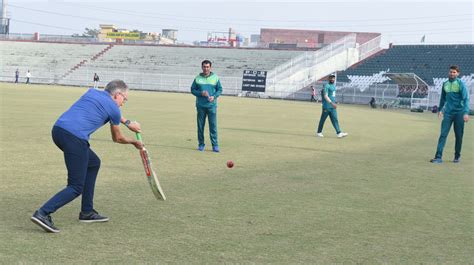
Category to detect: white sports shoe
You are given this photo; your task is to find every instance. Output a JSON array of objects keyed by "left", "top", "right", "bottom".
[
  {"left": 316, "top": 133, "right": 324, "bottom": 138},
  {"left": 337, "top": 132, "right": 348, "bottom": 138}
]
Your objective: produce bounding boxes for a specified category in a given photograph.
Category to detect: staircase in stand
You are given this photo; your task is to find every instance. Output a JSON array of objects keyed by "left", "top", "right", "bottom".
[{"left": 59, "top": 44, "right": 114, "bottom": 81}]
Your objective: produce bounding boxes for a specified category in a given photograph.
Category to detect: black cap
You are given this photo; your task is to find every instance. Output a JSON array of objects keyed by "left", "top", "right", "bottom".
[{"left": 328, "top": 74, "right": 336, "bottom": 78}]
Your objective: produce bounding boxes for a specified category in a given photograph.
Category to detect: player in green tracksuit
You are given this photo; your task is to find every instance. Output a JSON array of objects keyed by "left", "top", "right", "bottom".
[
  {"left": 316, "top": 74, "right": 348, "bottom": 138},
  {"left": 431, "top": 65, "right": 470, "bottom": 163},
  {"left": 191, "top": 60, "right": 223, "bottom": 152}
]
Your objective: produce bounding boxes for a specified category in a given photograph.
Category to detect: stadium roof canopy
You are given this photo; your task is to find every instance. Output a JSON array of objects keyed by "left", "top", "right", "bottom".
[{"left": 383, "top": 73, "right": 429, "bottom": 87}]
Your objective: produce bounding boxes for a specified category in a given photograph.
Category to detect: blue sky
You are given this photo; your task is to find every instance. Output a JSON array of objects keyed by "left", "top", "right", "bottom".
[{"left": 4, "top": 0, "right": 473, "bottom": 45}]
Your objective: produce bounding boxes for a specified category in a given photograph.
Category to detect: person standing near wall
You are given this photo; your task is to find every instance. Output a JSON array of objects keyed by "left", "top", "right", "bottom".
[
  {"left": 93, "top": 73, "right": 100, "bottom": 89},
  {"left": 26, "top": 70, "right": 31, "bottom": 84},
  {"left": 15, "top": 69, "right": 20, "bottom": 83}
]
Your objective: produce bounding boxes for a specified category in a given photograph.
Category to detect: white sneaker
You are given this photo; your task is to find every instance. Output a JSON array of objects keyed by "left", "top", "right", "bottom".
[
  {"left": 337, "top": 132, "right": 348, "bottom": 138},
  {"left": 317, "top": 133, "right": 324, "bottom": 138}
]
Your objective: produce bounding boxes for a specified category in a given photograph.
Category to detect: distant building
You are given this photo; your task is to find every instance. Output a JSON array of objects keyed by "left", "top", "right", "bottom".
[
  {"left": 162, "top": 29, "right": 178, "bottom": 44},
  {"left": 98, "top": 24, "right": 178, "bottom": 44},
  {"left": 250, "top": 34, "right": 260, "bottom": 43},
  {"left": 98, "top": 24, "right": 117, "bottom": 42},
  {"left": 259, "top": 28, "right": 381, "bottom": 49}
]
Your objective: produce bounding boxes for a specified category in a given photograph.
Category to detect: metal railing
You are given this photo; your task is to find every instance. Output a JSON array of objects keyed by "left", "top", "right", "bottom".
[
  {"left": 2, "top": 72, "right": 472, "bottom": 110},
  {"left": 263, "top": 34, "right": 359, "bottom": 96},
  {"left": 336, "top": 82, "right": 474, "bottom": 110},
  {"left": 0, "top": 33, "right": 99, "bottom": 43},
  {"left": 266, "top": 34, "right": 357, "bottom": 83},
  {"left": 0, "top": 33, "right": 172, "bottom": 45},
  {"left": 358, "top": 35, "right": 382, "bottom": 61},
  {"left": 0, "top": 33, "right": 35, "bottom": 40}
]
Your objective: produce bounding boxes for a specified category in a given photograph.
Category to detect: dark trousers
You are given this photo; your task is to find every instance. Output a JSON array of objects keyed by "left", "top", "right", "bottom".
[
  {"left": 435, "top": 112, "right": 465, "bottom": 159},
  {"left": 40, "top": 126, "right": 101, "bottom": 215},
  {"left": 26, "top": 78, "right": 30, "bottom": 84},
  {"left": 197, "top": 106, "right": 218, "bottom": 147},
  {"left": 311, "top": 95, "right": 316, "bottom": 102},
  {"left": 317, "top": 108, "right": 341, "bottom": 134},
  {"left": 15, "top": 76, "right": 19, "bottom": 83}
]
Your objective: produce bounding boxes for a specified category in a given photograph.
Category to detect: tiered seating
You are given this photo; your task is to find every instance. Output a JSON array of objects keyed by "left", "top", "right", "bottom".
[
  {"left": 343, "top": 72, "right": 389, "bottom": 91},
  {"left": 433, "top": 75, "right": 473, "bottom": 93},
  {"left": 398, "top": 84, "right": 429, "bottom": 98},
  {"left": 337, "top": 45, "right": 474, "bottom": 87},
  {"left": 78, "top": 45, "right": 302, "bottom": 77},
  {"left": 61, "top": 45, "right": 303, "bottom": 91},
  {"left": 336, "top": 84, "right": 400, "bottom": 105},
  {"left": 1, "top": 41, "right": 303, "bottom": 92},
  {"left": 0, "top": 41, "right": 107, "bottom": 83}
]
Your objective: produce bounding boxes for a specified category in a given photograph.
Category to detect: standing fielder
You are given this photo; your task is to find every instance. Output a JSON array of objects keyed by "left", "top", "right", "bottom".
[
  {"left": 31, "top": 80, "right": 144, "bottom": 233},
  {"left": 431, "top": 65, "right": 470, "bottom": 164},
  {"left": 191, "top": 60, "right": 223, "bottom": 152},
  {"left": 316, "top": 74, "right": 348, "bottom": 138}
]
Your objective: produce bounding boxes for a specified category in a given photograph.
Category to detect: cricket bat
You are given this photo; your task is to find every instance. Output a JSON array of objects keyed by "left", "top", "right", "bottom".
[{"left": 136, "top": 133, "right": 166, "bottom": 201}]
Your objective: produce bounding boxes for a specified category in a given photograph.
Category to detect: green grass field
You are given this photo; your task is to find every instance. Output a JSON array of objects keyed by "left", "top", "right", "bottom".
[{"left": 1, "top": 83, "right": 473, "bottom": 263}]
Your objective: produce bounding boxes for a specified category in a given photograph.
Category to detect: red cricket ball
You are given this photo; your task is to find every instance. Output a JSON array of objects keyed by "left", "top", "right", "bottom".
[{"left": 227, "top": 160, "right": 234, "bottom": 168}]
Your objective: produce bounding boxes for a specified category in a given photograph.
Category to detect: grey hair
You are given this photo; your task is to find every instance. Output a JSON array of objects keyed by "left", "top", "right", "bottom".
[{"left": 105, "top": 80, "right": 128, "bottom": 95}]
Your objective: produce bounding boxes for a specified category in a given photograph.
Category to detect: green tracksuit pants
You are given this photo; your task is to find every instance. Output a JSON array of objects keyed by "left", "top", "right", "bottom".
[
  {"left": 317, "top": 108, "right": 341, "bottom": 134},
  {"left": 435, "top": 111, "right": 465, "bottom": 159},
  {"left": 197, "top": 106, "right": 218, "bottom": 147}
]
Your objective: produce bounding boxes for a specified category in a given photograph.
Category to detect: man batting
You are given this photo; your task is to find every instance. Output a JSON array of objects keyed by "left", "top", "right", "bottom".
[{"left": 31, "top": 80, "right": 144, "bottom": 233}]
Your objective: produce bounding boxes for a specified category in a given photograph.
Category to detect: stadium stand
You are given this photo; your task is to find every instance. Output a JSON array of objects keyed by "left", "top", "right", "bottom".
[
  {"left": 61, "top": 44, "right": 114, "bottom": 80},
  {"left": 336, "top": 44, "right": 474, "bottom": 93},
  {"left": 75, "top": 45, "right": 302, "bottom": 77},
  {"left": 2, "top": 41, "right": 471, "bottom": 108},
  {"left": 0, "top": 41, "right": 108, "bottom": 83},
  {"left": 0, "top": 41, "right": 303, "bottom": 93},
  {"left": 66, "top": 45, "right": 303, "bottom": 92}
]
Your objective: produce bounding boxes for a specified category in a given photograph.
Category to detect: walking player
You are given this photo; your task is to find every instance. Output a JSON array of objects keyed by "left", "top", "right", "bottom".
[
  {"left": 31, "top": 80, "right": 144, "bottom": 233},
  {"left": 191, "top": 60, "right": 223, "bottom": 152},
  {"left": 310, "top": 85, "right": 317, "bottom": 102},
  {"left": 316, "top": 74, "right": 348, "bottom": 138},
  {"left": 430, "top": 65, "right": 470, "bottom": 163}
]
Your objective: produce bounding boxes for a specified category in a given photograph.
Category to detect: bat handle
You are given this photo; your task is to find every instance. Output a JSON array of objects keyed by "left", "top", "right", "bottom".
[{"left": 135, "top": 132, "right": 143, "bottom": 142}]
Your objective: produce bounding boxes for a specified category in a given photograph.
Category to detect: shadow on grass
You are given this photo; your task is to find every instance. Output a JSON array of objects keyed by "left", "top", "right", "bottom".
[
  {"left": 90, "top": 137, "right": 197, "bottom": 151},
  {"left": 221, "top": 127, "right": 313, "bottom": 138},
  {"left": 253, "top": 143, "right": 348, "bottom": 154}
]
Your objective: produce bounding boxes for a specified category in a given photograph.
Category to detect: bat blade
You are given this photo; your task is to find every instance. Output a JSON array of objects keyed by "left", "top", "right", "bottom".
[
  {"left": 139, "top": 149, "right": 152, "bottom": 177},
  {"left": 139, "top": 148, "right": 166, "bottom": 201}
]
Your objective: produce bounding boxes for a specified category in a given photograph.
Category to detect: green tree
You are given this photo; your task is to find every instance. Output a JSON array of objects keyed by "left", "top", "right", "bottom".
[{"left": 83, "top": 27, "right": 100, "bottom": 38}]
